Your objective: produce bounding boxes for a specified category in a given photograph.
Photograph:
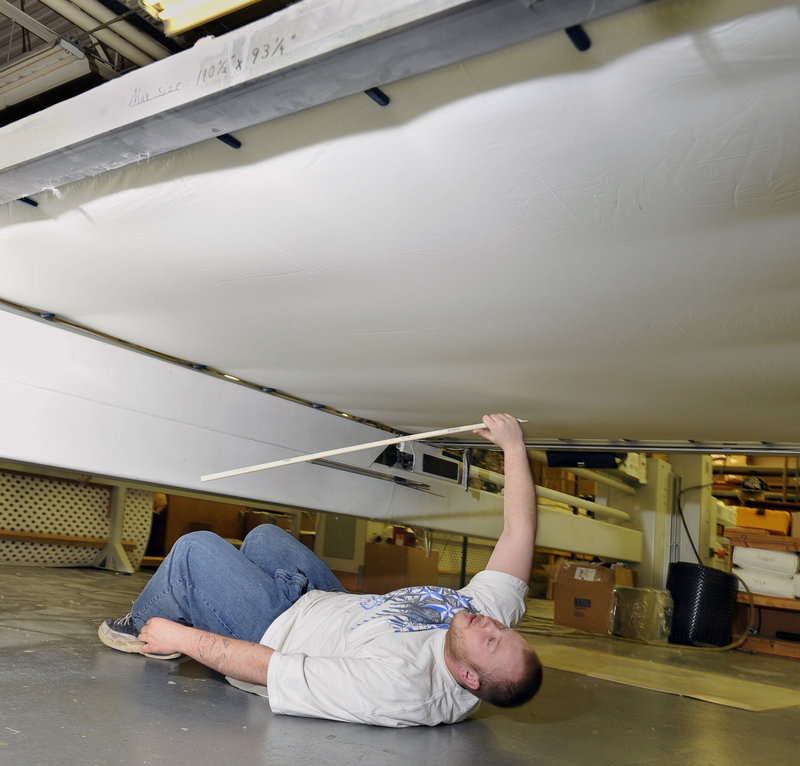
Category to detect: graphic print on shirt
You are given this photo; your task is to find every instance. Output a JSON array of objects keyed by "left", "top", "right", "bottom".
[{"left": 356, "top": 586, "right": 476, "bottom": 632}]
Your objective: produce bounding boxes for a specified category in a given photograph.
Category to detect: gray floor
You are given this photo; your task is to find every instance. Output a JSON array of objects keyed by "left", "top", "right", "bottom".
[{"left": 2, "top": 565, "right": 800, "bottom": 766}]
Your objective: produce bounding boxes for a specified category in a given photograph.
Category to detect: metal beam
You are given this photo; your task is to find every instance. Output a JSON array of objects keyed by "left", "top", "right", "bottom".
[
  {"left": 435, "top": 438, "right": 800, "bottom": 456},
  {"left": 0, "top": 0, "right": 59, "bottom": 43},
  {"left": 0, "top": 0, "right": 656, "bottom": 204}
]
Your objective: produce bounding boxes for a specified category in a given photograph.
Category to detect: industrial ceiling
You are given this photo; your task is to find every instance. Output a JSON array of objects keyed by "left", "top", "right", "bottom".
[{"left": 1, "top": 0, "right": 799, "bottom": 455}]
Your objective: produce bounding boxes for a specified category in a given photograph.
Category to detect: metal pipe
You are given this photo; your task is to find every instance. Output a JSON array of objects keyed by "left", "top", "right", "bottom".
[
  {"left": 67, "top": 0, "right": 171, "bottom": 60},
  {"left": 34, "top": 0, "right": 155, "bottom": 67}
]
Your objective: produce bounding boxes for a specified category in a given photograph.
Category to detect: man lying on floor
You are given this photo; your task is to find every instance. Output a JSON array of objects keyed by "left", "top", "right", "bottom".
[{"left": 98, "top": 413, "right": 542, "bottom": 727}]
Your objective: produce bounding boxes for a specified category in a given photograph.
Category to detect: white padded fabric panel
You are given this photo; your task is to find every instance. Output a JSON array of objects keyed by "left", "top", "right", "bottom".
[{"left": 0, "top": 471, "right": 152, "bottom": 568}]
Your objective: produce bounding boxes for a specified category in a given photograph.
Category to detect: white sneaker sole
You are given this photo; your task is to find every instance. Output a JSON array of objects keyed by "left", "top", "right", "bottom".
[{"left": 98, "top": 621, "right": 181, "bottom": 660}]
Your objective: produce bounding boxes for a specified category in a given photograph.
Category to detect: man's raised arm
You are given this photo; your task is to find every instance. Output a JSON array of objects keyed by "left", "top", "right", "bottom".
[{"left": 476, "top": 414, "right": 537, "bottom": 583}]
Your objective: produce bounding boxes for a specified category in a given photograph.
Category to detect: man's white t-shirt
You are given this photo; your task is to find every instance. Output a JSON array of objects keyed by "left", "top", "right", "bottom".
[{"left": 230, "top": 569, "right": 528, "bottom": 727}]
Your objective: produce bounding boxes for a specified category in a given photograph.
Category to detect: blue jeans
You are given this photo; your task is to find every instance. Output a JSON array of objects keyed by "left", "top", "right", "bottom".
[{"left": 130, "top": 525, "right": 346, "bottom": 643}]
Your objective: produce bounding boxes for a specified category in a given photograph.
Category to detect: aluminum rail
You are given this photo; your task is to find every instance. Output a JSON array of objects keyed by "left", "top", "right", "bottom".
[{"left": 433, "top": 438, "right": 800, "bottom": 456}]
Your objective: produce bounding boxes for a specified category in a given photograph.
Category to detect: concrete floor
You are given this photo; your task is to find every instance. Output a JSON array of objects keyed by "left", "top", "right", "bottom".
[{"left": 2, "top": 564, "right": 800, "bottom": 766}]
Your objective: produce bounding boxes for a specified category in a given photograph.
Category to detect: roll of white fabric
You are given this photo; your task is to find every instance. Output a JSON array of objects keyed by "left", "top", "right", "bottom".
[
  {"left": 794, "top": 574, "right": 800, "bottom": 598},
  {"left": 734, "top": 565, "right": 796, "bottom": 599},
  {"left": 732, "top": 546, "right": 799, "bottom": 575}
]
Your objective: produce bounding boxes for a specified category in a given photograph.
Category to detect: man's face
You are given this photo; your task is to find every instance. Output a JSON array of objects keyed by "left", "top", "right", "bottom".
[{"left": 445, "top": 610, "right": 527, "bottom": 681}]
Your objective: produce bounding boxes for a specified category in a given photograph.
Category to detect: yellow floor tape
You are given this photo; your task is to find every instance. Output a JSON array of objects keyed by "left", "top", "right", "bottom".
[{"left": 531, "top": 641, "right": 800, "bottom": 711}]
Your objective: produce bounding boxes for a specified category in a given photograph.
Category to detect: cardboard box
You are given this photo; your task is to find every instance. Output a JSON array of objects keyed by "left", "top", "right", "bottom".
[
  {"left": 553, "top": 561, "right": 634, "bottom": 634},
  {"left": 790, "top": 512, "right": 800, "bottom": 539},
  {"left": 361, "top": 542, "right": 439, "bottom": 593},
  {"left": 736, "top": 506, "right": 791, "bottom": 535}
]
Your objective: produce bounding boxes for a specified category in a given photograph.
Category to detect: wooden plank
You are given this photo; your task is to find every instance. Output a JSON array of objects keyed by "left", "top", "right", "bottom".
[
  {"left": 737, "top": 591, "right": 800, "bottom": 612},
  {"left": 738, "top": 635, "right": 800, "bottom": 660},
  {"left": 724, "top": 526, "right": 800, "bottom": 552},
  {"left": 0, "top": 528, "right": 136, "bottom": 551}
]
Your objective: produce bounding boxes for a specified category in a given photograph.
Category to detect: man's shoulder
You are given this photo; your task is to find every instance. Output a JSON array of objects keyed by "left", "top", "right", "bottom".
[
  {"left": 462, "top": 568, "right": 528, "bottom": 596},
  {"left": 460, "top": 569, "right": 529, "bottom": 625}
]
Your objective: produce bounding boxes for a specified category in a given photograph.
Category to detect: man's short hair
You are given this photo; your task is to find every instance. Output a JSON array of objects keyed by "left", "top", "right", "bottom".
[{"left": 476, "top": 646, "right": 543, "bottom": 708}]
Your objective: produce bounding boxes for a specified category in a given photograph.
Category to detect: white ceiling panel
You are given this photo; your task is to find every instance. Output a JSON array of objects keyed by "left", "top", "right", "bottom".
[{"left": 1, "top": 0, "right": 799, "bottom": 450}]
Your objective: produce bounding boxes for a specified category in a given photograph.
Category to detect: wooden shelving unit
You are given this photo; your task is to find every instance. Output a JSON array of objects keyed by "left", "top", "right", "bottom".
[
  {"left": 725, "top": 527, "right": 800, "bottom": 553},
  {"left": 725, "top": 526, "right": 800, "bottom": 658}
]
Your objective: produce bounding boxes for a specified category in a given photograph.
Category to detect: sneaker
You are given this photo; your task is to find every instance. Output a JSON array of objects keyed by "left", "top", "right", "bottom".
[{"left": 98, "top": 614, "right": 181, "bottom": 660}]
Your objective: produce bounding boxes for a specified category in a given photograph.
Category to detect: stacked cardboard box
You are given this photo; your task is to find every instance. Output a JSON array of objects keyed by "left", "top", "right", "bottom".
[{"left": 553, "top": 561, "right": 634, "bottom": 634}]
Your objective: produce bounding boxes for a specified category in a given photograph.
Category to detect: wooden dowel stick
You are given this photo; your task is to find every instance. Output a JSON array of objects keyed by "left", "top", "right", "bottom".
[{"left": 201, "top": 421, "right": 514, "bottom": 482}]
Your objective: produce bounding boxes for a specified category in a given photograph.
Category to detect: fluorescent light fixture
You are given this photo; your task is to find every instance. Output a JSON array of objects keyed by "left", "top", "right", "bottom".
[
  {"left": 140, "top": 0, "right": 263, "bottom": 36},
  {"left": 0, "top": 40, "right": 114, "bottom": 109}
]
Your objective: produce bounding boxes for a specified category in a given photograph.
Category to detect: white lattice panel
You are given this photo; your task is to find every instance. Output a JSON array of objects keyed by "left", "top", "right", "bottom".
[
  {"left": 121, "top": 489, "right": 155, "bottom": 568},
  {"left": 0, "top": 471, "right": 152, "bottom": 568}
]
